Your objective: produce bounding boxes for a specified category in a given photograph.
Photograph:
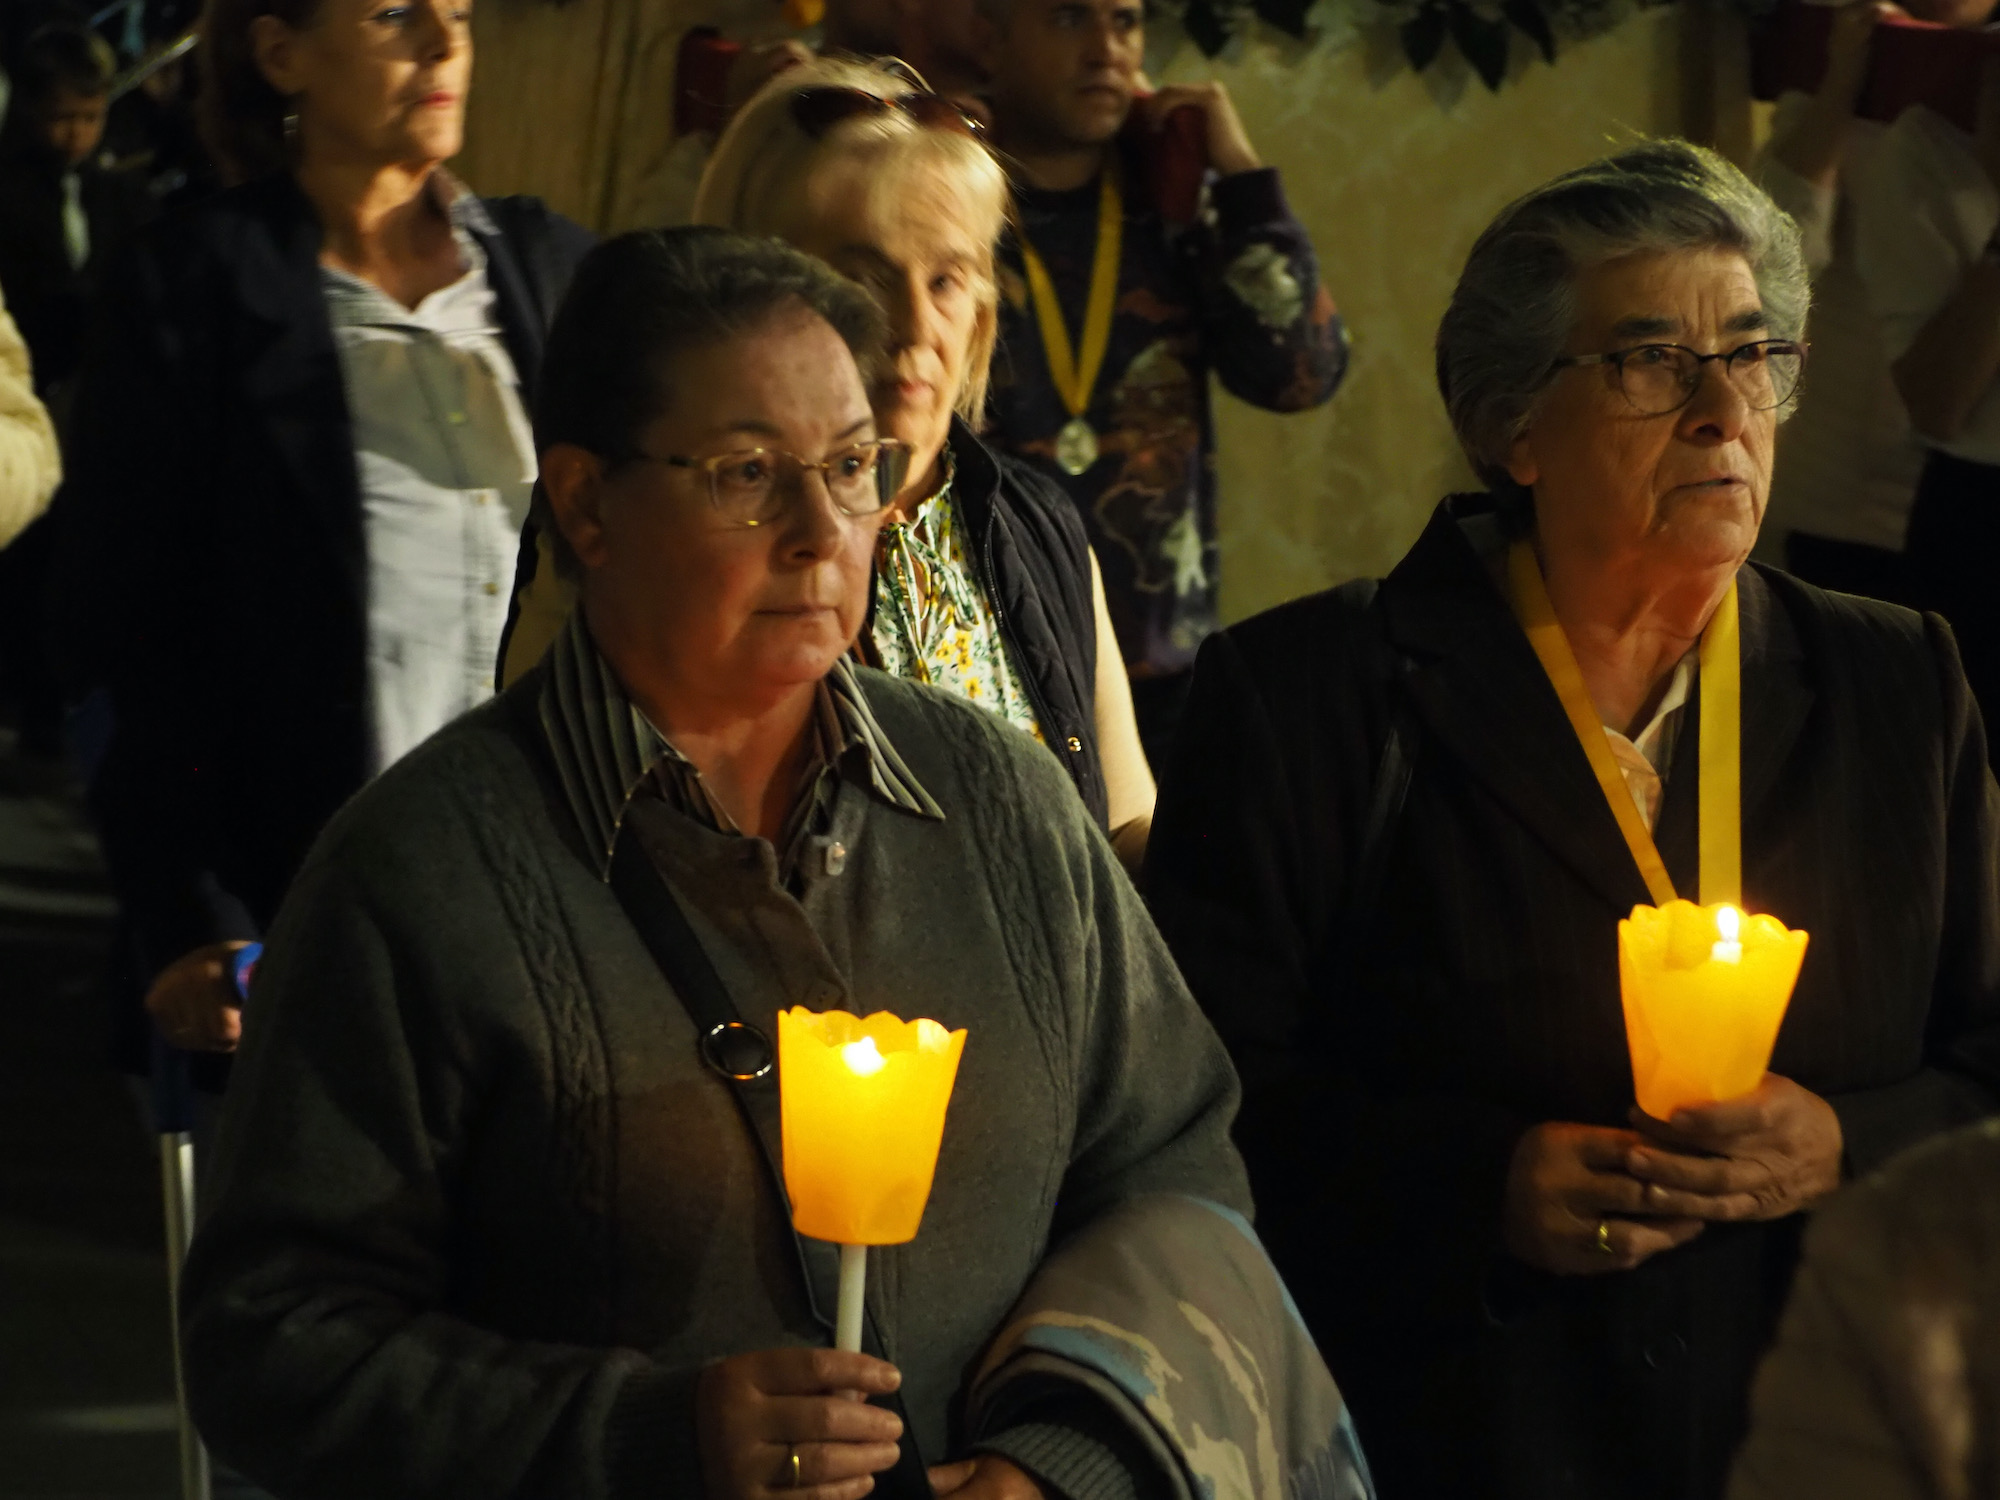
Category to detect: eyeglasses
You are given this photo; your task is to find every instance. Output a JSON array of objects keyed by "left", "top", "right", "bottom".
[
  {"left": 789, "top": 83, "right": 985, "bottom": 142},
  {"left": 1552, "top": 339, "right": 1808, "bottom": 416},
  {"left": 633, "top": 439, "right": 914, "bottom": 527}
]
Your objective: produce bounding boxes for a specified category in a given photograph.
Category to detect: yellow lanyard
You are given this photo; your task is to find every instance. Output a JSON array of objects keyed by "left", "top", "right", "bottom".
[
  {"left": 1505, "top": 540, "right": 1742, "bottom": 908},
  {"left": 1016, "top": 170, "right": 1123, "bottom": 421}
]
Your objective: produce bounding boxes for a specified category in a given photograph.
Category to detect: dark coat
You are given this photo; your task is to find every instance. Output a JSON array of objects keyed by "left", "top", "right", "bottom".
[
  {"left": 1144, "top": 496, "right": 2000, "bottom": 1500},
  {"left": 0, "top": 140, "right": 154, "bottom": 393},
  {"left": 50, "top": 173, "right": 593, "bottom": 978},
  {"left": 932, "top": 418, "right": 1106, "bottom": 827}
]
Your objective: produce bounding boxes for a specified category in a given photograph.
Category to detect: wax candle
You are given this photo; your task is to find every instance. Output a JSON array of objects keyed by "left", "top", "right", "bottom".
[
  {"left": 1618, "top": 900, "right": 1808, "bottom": 1120},
  {"left": 778, "top": 1007, "right": 967, "bottom": 1350}
]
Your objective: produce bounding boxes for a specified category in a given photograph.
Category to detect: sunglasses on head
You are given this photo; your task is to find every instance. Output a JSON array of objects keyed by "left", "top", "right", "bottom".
[{"left": 789, "top": 84, "right": 986, "bottom": 142}]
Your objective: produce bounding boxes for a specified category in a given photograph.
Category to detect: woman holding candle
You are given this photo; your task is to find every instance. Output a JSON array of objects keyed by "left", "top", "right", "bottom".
[
  {"left": 1148, "top": 139, "right": 2000, "bottom": 1500},
  {"left": 501, "top": 55, "right": 1158, "bottom": 871},
  {"left": 177, "top": 228, "right": 1369, "bottom": 1500}
]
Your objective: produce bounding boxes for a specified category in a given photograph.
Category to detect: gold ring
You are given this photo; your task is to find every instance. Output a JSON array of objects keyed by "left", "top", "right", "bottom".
[
  {"left": 790, "top": 1446, "right": 802, "bottom": 1488},
  {"left": 1596, "top": 1219, "right": 1615, "bottom": 1255}
]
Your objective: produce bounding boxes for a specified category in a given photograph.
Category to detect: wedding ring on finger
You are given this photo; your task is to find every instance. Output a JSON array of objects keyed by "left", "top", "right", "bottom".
[{"left": 1596, "top": 1219, "right": 1616, "bottom": 1255}]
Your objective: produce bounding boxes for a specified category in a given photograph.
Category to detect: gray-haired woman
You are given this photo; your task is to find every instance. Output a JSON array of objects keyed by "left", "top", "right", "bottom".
[{"left": 1147, "top": 139, "right": 2000, "bottom": 1498}]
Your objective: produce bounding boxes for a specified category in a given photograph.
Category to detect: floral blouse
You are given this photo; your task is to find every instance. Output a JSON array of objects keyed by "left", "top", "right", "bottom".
[{"left": 869, "top": 471, "right": 1045, "bottom": 744}]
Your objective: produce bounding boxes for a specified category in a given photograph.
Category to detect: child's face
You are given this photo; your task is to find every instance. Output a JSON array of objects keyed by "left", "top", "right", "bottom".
[{"left": 39, "top": 87, "right": 109, "bottom": 168}]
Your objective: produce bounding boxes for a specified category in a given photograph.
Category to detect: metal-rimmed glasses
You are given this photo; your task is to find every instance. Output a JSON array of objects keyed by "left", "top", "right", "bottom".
[
  {"left": 634, "top": 438, "right": 914, "bottom": 528},
  {"left": 1552, "top": 339, "right": 1808, "bottom": 416}
]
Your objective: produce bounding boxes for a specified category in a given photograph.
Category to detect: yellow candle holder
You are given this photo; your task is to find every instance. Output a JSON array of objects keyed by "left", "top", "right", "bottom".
[
  {"left": 777, "top": 1007, "right": 966, "bottom": 1247},
  {"left": 1618, "top": 901, "right": 1807, "bottom": 1120}
]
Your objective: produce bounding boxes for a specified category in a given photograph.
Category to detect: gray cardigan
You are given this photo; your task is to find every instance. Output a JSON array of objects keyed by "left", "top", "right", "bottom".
[{"left": 180, "top": 666, "right": 1250, "bottom": 1499}]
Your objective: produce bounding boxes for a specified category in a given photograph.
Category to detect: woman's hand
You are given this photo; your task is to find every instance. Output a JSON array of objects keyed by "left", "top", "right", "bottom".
[
  {"left": 1503, "top": 1122, "right": 1706, "bottom": 1276},
  {"left": 1137, "top": 83, "right": 1262, "bottom": 178},
  {"left": 1625, "top": 1073, "right": 1844, "bottom": 1221},
  {"left": 697, "top": 1348, "right": 906, "bottom": 1500},
  {"left": 927, "top": 1457, "right": 1047, "bottom": 1500},
  {"left": 145, "top": 941, "right": 252, "bottom": 1052}
]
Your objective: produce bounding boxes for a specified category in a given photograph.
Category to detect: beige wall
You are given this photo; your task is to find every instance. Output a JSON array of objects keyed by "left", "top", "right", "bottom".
[
  {"left": 1157, "top": 10, "right": 1690, "bottom": 622},
  {"left": 459, "top": 3, "right": 1710, "bottom": 622}
]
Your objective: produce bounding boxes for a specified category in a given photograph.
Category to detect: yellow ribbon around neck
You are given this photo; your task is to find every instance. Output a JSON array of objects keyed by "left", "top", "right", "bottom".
[
  {"left": 1504, "top": 540, "right": 1742, "bottom": 908},
  {"left": 1016, "top": 170, "right": 1123, "bottom": 421}
]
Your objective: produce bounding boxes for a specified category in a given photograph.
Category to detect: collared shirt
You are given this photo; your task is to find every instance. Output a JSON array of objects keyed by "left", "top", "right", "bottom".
[
  {"left": 1605, "top": 653, "right": 1694, "bottom": 832},
  {"left": 538, "top": 609, "right": 944, "bottom": 881},
  {"left": 870, "top": 458, "right": 1045, "bottom": 743},
  {"left": 322, "top": 177, "right": 538, "bottom": 773},
  {"left": 59, "top": 171, "right": 87, "bottom": 270}
]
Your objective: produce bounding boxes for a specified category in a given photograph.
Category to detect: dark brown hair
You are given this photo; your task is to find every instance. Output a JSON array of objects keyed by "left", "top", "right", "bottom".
[
  {"left": 195, "top": 0, "right": 323, "bottom": 183},
  {"left": 531, "top": 227, "right": 889, "bottom": 578},
  {"left": 13, "top": 22, "right": 117, "bottom": 109}
]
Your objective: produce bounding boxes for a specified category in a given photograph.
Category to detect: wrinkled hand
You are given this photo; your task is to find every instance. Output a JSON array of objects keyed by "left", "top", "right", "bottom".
[
  {"left": 927, "top": 1456, "right": 1046, "bottom": 1500},
  {"left": 145, "top": 941, "right": 250, "bottom": 1053},
  {"left": 699, "top": 1348, "right": 905, "bottom": 1500},
  {"left": 1503, "top": 1122, "right": 1706, "bottom": 1276},
  {"left": 1138, "top": 82, "right": 1261, "bottom": 177},
  {"left": 726, "top": 39, "right": 814, "bottom": 114},
  {"left": 1625, "top": 1073, "right": 1844, "bottom": 1222}
]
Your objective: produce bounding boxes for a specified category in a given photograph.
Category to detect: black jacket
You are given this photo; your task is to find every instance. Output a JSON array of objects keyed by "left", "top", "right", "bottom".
[
  {"left": 1145, "top": 497, "right": 2000, "bottom": 1500},
  {"left": 51, "top": 173, "right": 593, "bottom": 978},
  {"left": 0, "top": 142, "right": 154, "bottom": 396},
  {"left": 929, "top": 419, "right": 1106, "bottom": 827}
]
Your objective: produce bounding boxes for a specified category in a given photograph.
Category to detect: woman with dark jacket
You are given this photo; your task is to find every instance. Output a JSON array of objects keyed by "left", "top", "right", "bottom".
[
  {"left": 503, "top": 55, "right": 1154, "bottom": 869},
  {"left": 1146, "top": 140, "right": 2000, "bottom": 1499},
  {"left": 49, "top": 0, "right": 592, "bottom": 1057}
]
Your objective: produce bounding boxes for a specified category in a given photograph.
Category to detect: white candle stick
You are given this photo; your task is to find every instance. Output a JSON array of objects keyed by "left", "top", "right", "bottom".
[{"left": 836, "top": 1243, "right": 867, "bottom": 1353}]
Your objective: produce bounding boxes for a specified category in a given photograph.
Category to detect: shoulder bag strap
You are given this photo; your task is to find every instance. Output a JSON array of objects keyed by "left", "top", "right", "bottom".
[{"left": 606, "top": 833, "right": 933, "bottom": 1496}]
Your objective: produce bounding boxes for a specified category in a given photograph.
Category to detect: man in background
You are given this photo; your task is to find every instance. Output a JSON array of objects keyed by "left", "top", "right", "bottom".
[
  {"left": 0, "top": 21, "right": 150, "bottom": 758},
  {"left": 975, "top": 0, "right": 1348, "bottom": 771}
]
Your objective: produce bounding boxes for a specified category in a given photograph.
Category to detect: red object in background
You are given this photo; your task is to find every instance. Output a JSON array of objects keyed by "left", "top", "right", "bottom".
[
  {"left": 1751, "top": 0, "right": 2000, "bottom": 133},
  {"left": 677, "top": 27, "right": 745, "bottom": 138},
  {"left": 1126, "top": 102, "right": 1210, "bottom": 227}
]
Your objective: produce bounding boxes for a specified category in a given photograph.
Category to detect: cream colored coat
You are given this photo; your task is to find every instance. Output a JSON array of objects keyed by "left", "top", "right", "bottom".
[
  {"left": 0, "top": 290, "right": 60, "bottom": 549},
  {"left": 1730, "top": 1118, "right": 2000, "bottom": 1500}
]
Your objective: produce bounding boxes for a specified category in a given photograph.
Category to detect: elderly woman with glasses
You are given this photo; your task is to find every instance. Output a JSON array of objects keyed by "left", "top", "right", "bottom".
[
  {"left": 504, "top": 56, "right": 1157, "bottom": 870},
  {"left": 178, "top": 227, "right": 1371, "bottom": 1500},
  {"left": 1147, "top": 140, "right": 2000, "bottom": 1499}
]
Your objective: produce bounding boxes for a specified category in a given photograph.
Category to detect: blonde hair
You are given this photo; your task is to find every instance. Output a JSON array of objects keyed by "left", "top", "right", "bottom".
[{"left": 694, "top": 55, "right": 1009, "bottom": 421}]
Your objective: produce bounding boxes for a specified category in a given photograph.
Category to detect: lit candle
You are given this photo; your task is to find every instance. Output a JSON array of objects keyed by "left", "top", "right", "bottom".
[
  {"left": 1710, "top": 904, "right": 1743, "bottom": 964},
  {"left": 778, "top": 1008, "right": 967, "bottom": 1351},
  {"left": 1618, "top": 900, "right": 1808, "bottom": 1120}
]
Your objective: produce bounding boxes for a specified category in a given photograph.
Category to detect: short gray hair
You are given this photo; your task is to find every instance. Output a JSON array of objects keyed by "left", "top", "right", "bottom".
[{"left": 1436, "top": 138, "right": 1809, "bottom": 491}]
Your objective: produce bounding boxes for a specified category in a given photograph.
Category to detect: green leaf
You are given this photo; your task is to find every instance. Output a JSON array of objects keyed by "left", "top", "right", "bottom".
[
  {"left": 1400, "top": 4, "right": 1448, "bottom": 72},
  {"left": 1184, "top": 0, "right": 1233, "bottom": 54},
  {"left": 1448, "top": 3, "right": 1511, "bottom": 89},
  {"left": 1502, "top": 0, "right": 1558, "bottom": 63},
  {"left": 1254, "top": 0, "right": 1314, "bottom": 36}
]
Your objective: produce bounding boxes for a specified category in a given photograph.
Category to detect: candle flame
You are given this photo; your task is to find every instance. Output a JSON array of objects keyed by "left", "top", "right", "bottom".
[
  {"left": 1716, "top": 905, "right": 1741, "bottom": 942},
  {"left": 841, "top": 1036, "right": 886, "bottom": 1077}
]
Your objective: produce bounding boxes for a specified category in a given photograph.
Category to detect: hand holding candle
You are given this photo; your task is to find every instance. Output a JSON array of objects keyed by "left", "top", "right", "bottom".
[
  {"left": 778, "top": 1008, "right": 966, "bottom": 1352},
  {"left": 1619, "top": 900, "right": 1808, "bottom": 1122}
]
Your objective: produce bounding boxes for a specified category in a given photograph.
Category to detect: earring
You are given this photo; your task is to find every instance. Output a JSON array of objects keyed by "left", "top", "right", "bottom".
[{"left": 282, "top": 109, "right": 300, "bottom": 146}]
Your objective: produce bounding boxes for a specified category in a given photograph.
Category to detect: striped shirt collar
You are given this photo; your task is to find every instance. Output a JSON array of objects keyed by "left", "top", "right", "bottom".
[{"left": 538, "top": 609, "right": 943, "bottom": 879}]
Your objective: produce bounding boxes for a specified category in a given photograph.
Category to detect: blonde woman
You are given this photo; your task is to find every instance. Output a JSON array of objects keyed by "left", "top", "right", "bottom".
[{"left": 505, "top": 56, "right": 1154, "bottom": 867}]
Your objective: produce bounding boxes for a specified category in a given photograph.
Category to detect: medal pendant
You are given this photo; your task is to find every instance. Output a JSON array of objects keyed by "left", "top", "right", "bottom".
[{"left": 1055, "top": 418, "right": 1100, "bottom": 477}]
